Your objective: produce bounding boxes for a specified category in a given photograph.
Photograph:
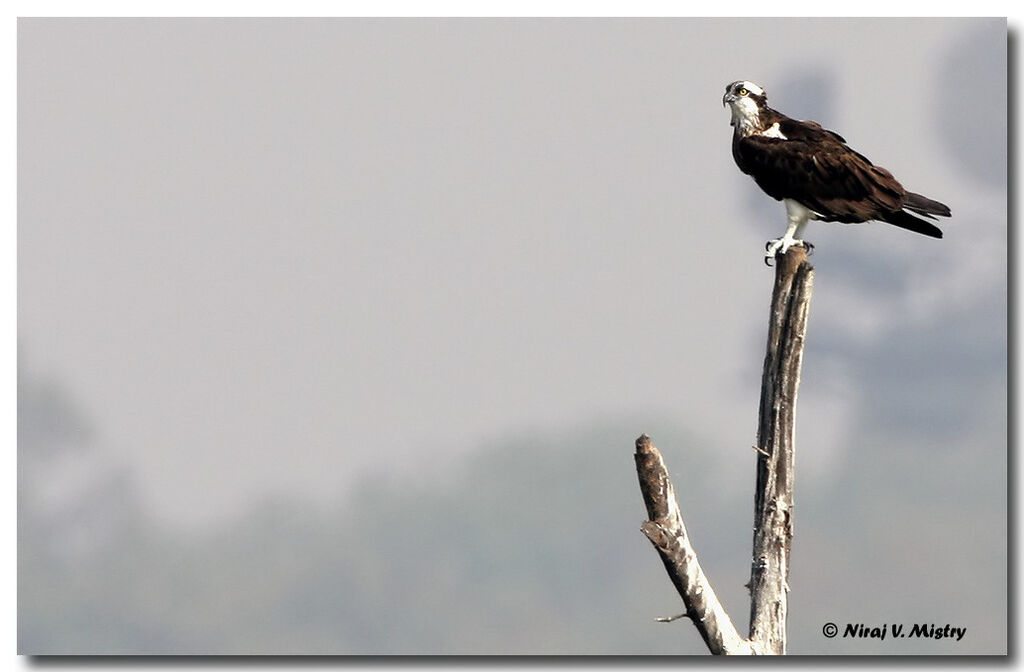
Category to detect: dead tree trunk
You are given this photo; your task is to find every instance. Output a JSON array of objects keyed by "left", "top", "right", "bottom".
[{"left": 634, "top": 246, "right": 814, "bottom": 655}]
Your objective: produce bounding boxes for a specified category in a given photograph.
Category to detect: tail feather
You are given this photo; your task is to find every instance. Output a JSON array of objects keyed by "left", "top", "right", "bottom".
[
  {"left": 903, "top": 192, "right": 951, "bottom": 219},
  {"left": 883, "top": 209, "right": 944, "bottom": 238}
]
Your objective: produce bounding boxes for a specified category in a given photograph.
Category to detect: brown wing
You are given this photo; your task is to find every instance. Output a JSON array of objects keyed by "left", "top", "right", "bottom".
[{"left": 733, "top": 121, "right": 906, "bottom": 224}]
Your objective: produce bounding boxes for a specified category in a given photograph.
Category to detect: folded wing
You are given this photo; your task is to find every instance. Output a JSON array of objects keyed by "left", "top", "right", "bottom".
[{"left": 732, "top": 120, "right": 910, "bottom": 225}]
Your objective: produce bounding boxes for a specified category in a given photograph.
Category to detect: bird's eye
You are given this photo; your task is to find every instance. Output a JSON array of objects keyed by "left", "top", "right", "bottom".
[{"left": 739, "top": 87, "right": 748, "bottom": 96}]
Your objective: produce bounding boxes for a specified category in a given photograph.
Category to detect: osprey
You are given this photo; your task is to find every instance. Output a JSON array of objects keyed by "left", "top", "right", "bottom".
[{"left": 722, "top": 80, "right": 951, "bottom": 263}]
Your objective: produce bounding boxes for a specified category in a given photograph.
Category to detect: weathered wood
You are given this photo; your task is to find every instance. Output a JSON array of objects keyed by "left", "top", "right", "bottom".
[
  {"left": 634, "top": 435, "right": 754, "bottom": 655},
  {"left": 633, "top": 245, "right": 813, "bottom": 655},
  {"left": 748, "top": 246, "right": 814, "bottom": 654}
]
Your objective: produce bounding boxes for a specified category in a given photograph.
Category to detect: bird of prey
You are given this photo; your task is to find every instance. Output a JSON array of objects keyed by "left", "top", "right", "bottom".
[{"left": 722, "top": 80, "right": 951, "bottom": 263}]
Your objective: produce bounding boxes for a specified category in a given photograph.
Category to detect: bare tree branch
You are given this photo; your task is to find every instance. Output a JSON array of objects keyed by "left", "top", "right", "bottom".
[
  {"left": 748, "top": 247, "right": 813, "bottom": 654},
  {"left": 634, "top": 246, "right": 814, "bottom": 655},
  {"left": 634, "top": 435, "right": 755, "bottom": 655}
]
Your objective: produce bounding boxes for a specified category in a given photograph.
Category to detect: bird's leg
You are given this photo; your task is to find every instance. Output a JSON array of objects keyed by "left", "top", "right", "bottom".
[
  {"left": 765, "top": 202, "right": 813, "bottom": 264},
  {"left": 764, "top": 221, "right": 802, "bottom": 263}
]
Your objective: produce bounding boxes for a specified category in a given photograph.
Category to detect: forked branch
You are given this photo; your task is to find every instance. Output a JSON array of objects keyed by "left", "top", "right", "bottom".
[{"left": 634, "top": 246, "right": 814, "bottom": 655}]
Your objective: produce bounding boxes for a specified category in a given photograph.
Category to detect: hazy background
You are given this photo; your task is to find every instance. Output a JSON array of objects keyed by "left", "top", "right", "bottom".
[{"left": 18, "top": 18, "right": 1006, "bottom": 655}]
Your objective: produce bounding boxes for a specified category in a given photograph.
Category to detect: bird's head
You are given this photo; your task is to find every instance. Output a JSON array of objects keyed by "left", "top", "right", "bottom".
[{"left": 723, "top": 80, "right": 768, "bottom": 132}]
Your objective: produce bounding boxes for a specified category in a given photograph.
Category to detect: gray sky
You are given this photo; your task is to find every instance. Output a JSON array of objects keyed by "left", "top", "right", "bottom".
[{"left": 19, "top": 17, "right": 1005, "bottom": 528}]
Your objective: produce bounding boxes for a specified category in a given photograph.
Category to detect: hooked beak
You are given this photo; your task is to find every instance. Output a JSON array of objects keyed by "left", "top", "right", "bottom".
[{"left": 723, "top": 92, "right": 737, "bottom": 107}]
